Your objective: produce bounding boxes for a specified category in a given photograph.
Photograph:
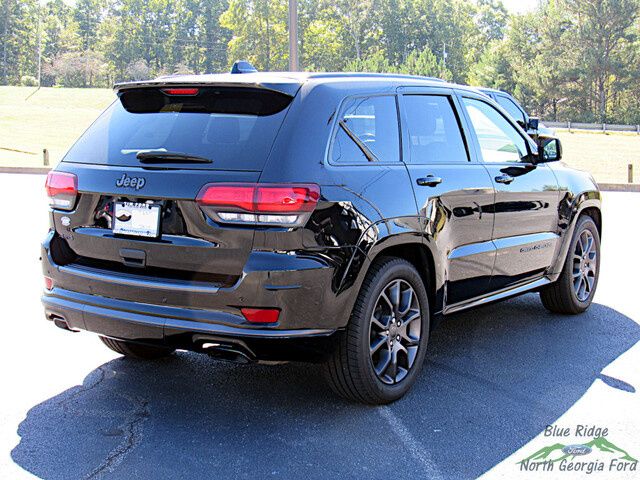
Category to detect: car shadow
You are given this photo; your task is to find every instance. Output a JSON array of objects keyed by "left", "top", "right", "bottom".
[{"left": 11, "top": 294, "right": 640, "bottom": 479}]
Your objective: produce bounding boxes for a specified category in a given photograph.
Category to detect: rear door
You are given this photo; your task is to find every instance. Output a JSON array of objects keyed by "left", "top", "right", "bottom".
[
  {"left": 323, "top": 92, "right": 419, "bottom": 252},
  {"left": 54, "top": 85, "right": 295, "bottom": 284},
  {"left": 398, "top": 88, "right": 496, "bottom": 306},
  {"left": 458, "top": 93, "right": 560, "bottom": 291}
]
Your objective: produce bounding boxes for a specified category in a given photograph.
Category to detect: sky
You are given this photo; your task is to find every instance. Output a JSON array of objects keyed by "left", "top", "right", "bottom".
[{"left": 501, "top": 0, "right": 540, "bottom": 14}]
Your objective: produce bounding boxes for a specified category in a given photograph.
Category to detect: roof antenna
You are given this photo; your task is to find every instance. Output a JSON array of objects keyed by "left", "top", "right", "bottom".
[{"left": 231, "top": 60, "right": 258, "bottom": 74}]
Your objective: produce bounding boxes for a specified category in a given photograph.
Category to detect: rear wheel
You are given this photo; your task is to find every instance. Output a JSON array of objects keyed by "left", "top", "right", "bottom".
[
  {"left": 323, "top": 257, "right": 430, "bottom": 404},
  {"left": 99, "top": 336, "right": 175, "bottom": 359},
  {"left": 540, "top": 215, "right": 600, "bottom": 314}
]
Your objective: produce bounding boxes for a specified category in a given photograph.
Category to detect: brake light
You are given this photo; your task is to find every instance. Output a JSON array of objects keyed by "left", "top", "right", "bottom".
[
  {"left": 45, "top": 171, "right": 78, "bottom": 210},
  {"left": 241, "top": 308, "right": 280, "bottom": 324},
  {"left": 44, "top": 276, "right": 54, "bottom": 290},
  {"left": 196, "top": 183, "right": 320, "bottom": 226},
  {"left": 161, "top": 88, "right": 199, "bottom": 96}
]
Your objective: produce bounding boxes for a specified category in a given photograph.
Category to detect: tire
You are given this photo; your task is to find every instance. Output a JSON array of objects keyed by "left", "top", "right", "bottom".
[
  {"left": 322, "top": 257, "right": 430, "bottom": 404},
  {"left": 540, "top": 215, "right": 600, "bottom": 314},
  {"left": 99, "top": 336, "right": 175, "bottom": 359}
]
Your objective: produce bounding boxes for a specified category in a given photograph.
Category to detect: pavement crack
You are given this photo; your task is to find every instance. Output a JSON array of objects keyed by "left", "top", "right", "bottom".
[
  {"left": 83, "top": 395, "right": 150, "bottom": 480},
  {"left": 57, "top": 366, "right": 107, "bottom": 410}
]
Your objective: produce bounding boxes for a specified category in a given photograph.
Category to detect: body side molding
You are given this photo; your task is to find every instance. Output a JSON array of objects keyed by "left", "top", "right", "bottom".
[{"left": 442, "top": 277, "right": 552, "bottom": 315}]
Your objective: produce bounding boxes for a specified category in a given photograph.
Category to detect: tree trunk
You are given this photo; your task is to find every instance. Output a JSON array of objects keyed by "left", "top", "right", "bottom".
[
  {"left": 1, "top": 1, "right": 11, "bottom": 85},
  {"left": 598, "top": 78, "right": 606, "bottom": 123},
  {"left": 265, "top": 11, "right": 271, "bottom": 70}
]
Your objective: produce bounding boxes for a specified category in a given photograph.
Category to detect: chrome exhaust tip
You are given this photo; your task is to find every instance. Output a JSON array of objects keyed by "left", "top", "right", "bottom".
[
  {"left": 201, "top": 342, "right": 253, "bottom": 364},
  {"left": 48, "top": 313, "right": 80, "bottom": 332}
]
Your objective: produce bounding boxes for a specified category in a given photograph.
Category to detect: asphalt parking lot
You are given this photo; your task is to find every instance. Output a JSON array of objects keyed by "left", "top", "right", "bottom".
[{"left": 0, "top": 173, "right": 638, "bottom": 479}]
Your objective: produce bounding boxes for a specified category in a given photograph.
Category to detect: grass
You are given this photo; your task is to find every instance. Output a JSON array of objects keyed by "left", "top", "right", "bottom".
[
  {"left": 0, "top": 86, "right": 638, "bottom": 183},
  {"left": 555, "top": 131, "right": 640, "bottom": 184},
  {"left": 0, "top": 86, "right": 115, "bottom": 167}
]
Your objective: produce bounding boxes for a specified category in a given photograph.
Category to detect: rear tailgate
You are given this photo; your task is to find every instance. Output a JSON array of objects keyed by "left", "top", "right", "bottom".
[
  {"left": 48, "top": 84, "right": 296, "bottom": 286},
  {"left": 52, "top": 163, "right": 260, "bottom": 283}
]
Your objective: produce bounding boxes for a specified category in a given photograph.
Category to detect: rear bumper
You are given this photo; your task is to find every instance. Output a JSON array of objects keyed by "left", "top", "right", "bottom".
[
  {"left": 42, "top": 289, "right": 339, "bottom": 362},
  {"left": 41, "top": 231, "right": 346, "bottom": 362}
]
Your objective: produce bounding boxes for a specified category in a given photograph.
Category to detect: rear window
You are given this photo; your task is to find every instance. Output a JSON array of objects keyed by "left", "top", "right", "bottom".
[{"left": 63, "top": 87, "right": 293, "bottom": 170}]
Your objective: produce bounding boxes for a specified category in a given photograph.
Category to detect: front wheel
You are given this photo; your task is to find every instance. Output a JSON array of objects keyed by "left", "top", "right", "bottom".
[
  {"left": 323, "top": 257, "right": 430, "bottom": 404},
  {"left": 540, "top": 215, "right": 600, "bottom": 314}
]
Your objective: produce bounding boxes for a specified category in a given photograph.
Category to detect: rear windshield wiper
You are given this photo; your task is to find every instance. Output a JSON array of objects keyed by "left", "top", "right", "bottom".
[
  {"left": 136, "top": 151, "right": 212, "bottom": 164},
  {"left": 338, "top": 120, "right": 378, "bottom": 162}
]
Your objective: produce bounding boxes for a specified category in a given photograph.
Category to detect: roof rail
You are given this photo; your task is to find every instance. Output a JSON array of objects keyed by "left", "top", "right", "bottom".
[
  {"left": 307, "top": 72, "right": 446, "bottom": 82},
  {"left": 231, "top": 60, "right": 258, "bottom": 74}
]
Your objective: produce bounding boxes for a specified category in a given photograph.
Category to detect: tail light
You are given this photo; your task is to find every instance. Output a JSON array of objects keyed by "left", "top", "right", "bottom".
[
  {"left": 45, "top": 171, "right": 78, "bottom": 210},
  {"left": 44, "top": 276, "right": 54, "bottom": 291},
  {"left": 161, "top": 88, "right": 199, "bottom": 96},
  {"left": 196, "top": 183, "right": 320, "bottom": 226}
]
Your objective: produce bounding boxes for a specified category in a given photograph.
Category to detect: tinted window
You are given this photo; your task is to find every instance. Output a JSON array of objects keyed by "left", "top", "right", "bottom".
[
  {"left": 496, "top": 95, "right": 526, "bottom": 124},
  {"left": 63, "top": 88, "right": 293, "bottom": 171},
  {"left": 331, "top": 95, "right": 400, "bottom": 163},
  {"left": 463, "top": 98, "right": 529, "bottom": 163},
  {"left": 120, "top": 87, "right": 292, "bottom": 116},
  {"left": 403, "top": 95, "right": 468, "bottom": 163}
]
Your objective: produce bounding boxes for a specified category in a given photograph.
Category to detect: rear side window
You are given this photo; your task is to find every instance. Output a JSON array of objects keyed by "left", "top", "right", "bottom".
[
  {"left": 403, "top": 95, "right": 468, "bottom": 163},
  {"left": 331, "top": 95, "right": 400, "bottom": 164},
  {"left": 62, "top": 87, "right": 293, "bottom": 171},
  {"left": 496, "top": 95, "right": 526, "bottom": 124}
]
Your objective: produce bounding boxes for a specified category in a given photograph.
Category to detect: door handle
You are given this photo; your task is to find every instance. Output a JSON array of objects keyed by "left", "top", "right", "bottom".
[
  {"left": 416, "top": 175, "right": 443, "bottom": 187},
  {"left": 494, "top": 174, "right": 514, "bottom": 185}
]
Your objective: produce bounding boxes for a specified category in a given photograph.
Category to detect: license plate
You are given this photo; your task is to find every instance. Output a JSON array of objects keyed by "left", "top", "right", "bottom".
[{"left": 113, "top": 202, "right": 161, "bottom": 238}]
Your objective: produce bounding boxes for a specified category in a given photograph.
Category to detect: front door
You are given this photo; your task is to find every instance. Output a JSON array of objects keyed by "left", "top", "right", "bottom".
[
  {"left": 459, "top": 95, "right": 560, "bottom": 291},
  {"left": 399, "top": 90, "right": 496, "bottom": 307}
]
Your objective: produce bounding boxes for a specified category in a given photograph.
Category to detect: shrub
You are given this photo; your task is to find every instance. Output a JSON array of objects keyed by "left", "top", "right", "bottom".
[{"left": 20, "top": 75, "right": 38, "bottom": 87}]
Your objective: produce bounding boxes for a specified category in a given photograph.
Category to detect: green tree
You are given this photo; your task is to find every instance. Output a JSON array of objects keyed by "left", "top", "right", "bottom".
[
  {"left": 397, "top": 47, "right": 452, "bottom": 80},
  {"left": 74, "top": 0, "right": 104, "bottom": 51},
  {"left": 467, "top": 40, "right": 514, "bottom": 91},
  {"left": 220, "top": 0, "right": 288, "bottom": 70},
  {"left": 0, "top": 0, "right": 39, "bottom": 85},
  {"left": 345, "top": 49, "right": 395, "bottom": 72},
  {"left": 298, "top": 1, "right": 349, "bottom": 70},
  {"left": 564, "top": 0, "right": 639, "bottom": 121}
]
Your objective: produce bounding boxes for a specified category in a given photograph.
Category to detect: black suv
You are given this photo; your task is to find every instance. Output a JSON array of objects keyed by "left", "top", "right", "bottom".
[
  {"left": 476, "top": 87, "right": 555, "bottom": 140},
  {"left": 42, "top": 72, "right": 602, "bottom": 404}
]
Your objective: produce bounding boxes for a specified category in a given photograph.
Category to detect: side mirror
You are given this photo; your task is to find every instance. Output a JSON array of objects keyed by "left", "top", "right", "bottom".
[
  {"left": 528, "top": 117, "right": 539, "bottom": 130},
  {"left": 537, "top": 137, "right": 562, "bottom": 163}
]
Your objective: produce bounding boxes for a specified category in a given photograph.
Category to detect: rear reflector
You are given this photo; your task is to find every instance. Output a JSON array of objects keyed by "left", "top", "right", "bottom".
[
  {"left": 241, "top": 308, "right": 280, "bottom": 324},
  {"left": 161, "top": 88, "right": 199, "bottom": 96},
  {"left": 45, "top": 171, "right": 78, "bottom": 210},
  {"left": 44, "top": 276, "right": 53, "bottom": 290},
  {"left": 196, "top": 183, "right": 320, "bottom": 226}
]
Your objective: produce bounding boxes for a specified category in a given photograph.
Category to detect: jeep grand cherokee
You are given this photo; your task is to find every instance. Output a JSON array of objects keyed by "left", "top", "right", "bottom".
[{"left": 42, "top": 71, "right": 602, "bottom": 404}]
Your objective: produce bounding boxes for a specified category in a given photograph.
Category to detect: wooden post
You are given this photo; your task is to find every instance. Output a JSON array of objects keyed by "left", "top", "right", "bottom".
[
  {"left": 629, "top": 164, "right": 634, "bottom": 184},
  {"left": 43, "top": 148, "right": 49, "bottom": 166}
]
